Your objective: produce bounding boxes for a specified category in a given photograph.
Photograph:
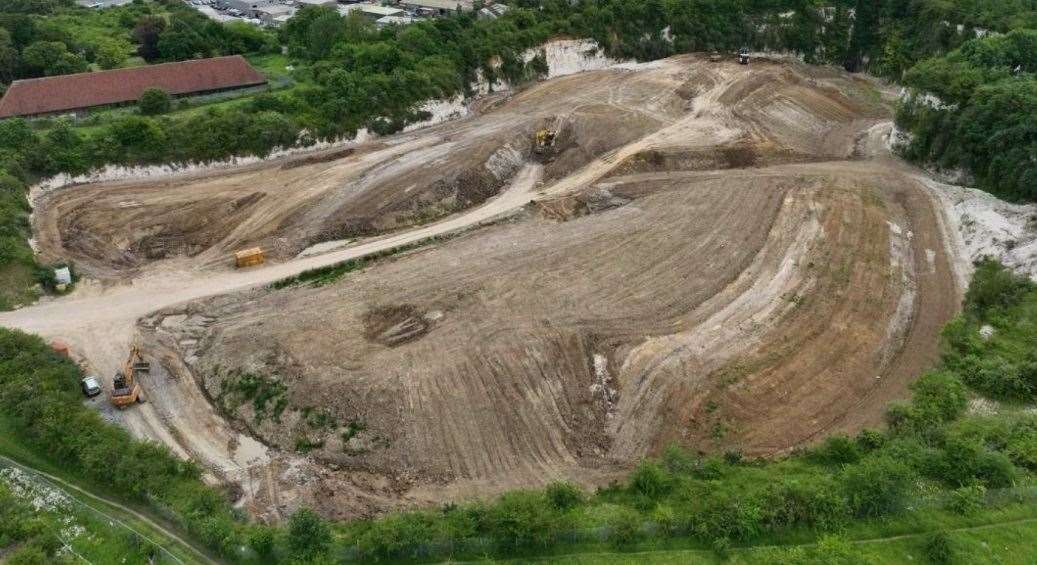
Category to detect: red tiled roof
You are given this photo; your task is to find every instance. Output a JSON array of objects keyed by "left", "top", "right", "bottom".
[{"left": 0, "top": 55, "right": 267, "bottom": 118}]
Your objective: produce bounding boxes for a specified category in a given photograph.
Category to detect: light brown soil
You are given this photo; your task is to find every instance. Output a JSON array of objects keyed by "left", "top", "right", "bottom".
[
  {"left": 32, "top": 58, "right": 682, "bottom": 279},
  {"left": 7, "top": 54, "right": 962, "bottom": 520}
]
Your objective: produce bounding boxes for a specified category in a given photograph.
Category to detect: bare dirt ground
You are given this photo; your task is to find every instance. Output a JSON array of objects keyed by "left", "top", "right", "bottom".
[{"left": 4, "top": 53, "right": 969, "bottom": 521}]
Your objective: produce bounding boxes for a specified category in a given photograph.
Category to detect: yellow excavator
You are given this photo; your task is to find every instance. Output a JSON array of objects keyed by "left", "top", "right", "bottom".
[{"left": 110, "top": 345, "right": 148, "bottom": 408}]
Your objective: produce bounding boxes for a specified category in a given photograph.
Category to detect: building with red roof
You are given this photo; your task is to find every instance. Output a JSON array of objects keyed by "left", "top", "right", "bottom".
[{"left": 0, "top": 55, "right": 267, "bottom": 119}]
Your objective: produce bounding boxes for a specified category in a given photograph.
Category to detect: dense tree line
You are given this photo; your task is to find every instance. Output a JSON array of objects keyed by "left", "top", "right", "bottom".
[
  {"left": 1, "top": 0, "right": 1032, "bottom": 181},
  {"left": 896, "top": 29, "right": 1037, "bottom": 200}
]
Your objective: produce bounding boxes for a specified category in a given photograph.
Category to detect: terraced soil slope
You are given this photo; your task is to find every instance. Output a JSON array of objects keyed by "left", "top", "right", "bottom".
[{"left": 69, "top": 55, "right": 959, "bottom": 518}]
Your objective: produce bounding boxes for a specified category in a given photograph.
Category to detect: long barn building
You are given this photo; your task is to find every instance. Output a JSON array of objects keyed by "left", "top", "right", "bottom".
[{"left": 0, "top": 55, "right": 267, "bottom": 119}]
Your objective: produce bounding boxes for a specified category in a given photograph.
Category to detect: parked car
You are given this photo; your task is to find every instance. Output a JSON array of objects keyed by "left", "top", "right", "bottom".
[{"left": 81, "top": 376, "right": 102, "bottom": 398}]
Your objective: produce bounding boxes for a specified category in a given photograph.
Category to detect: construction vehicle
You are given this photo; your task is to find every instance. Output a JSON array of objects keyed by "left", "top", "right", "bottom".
[
  {"left": 110, "top": 345, "right": 148, "bottom": 408},
  {"left": 738, "top": 48, "right": 750, "bottom": 65},
  {"left": 234, "top": 247, "right": 265, "bottom": 269},
  {"left": 534, "top": 128, "right": 557, "bottom": 154}
]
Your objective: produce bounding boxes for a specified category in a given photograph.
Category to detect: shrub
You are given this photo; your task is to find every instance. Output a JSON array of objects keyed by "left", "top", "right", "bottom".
[
  {"left": 693, "top": 492, "right": 766, "bottom": 541},
  {"left": 711, "top": 535, "right": 731, "bottom": 559},
  {"left": 946, "top": 484, "right": 985, "bottom": 516},
  {"left": 856, "top": 428, "right": 886, "bottom": 451},
  {"left": 545, "top": 481, "right": 584, "bottom": 511},
  {"left": 629, "top": 461, "right": 671, "bottom": 499},
  {"left": 924, "top": 531, "right": 954, "bottom": 565},
  {"left": 7, "top": 546, "right": 48, "bottom": 565},
  {"left": 138, "top": 87, "right": 171, "bottom": 115},
  {"left": 814, "top": 435, "right": 861, "bottom": 465},
  {"left": 812, "top": 535, "right": 865, "bottom": 565},
  {"left": 246, "top": 525, "right": 276, "bottom": 558},
  {"left": 911, "top": 372, "right": 970, "bottom": 423},
  {"left": 661, "top": 444, "right": 698, "bottom": 475},
  {"left": 935, "top": 435, "right": 1017, "bottom": 488},
  {"left": 354, "top": 511, "right": 439, "bottom": 559},
  {"left": 964, "top": 259, "right": 1033, "bottom": 318},
  {"left": 607, "top": 508, "right": 642, "bottom": 548},
  {"left": 651, "top": 504, "right": 679, "bottom": 535},
  {"left": 287, "top": 508, "right": 331, "bottom": 559},
  {"left": 778, "top": 534, "right": 866, "bottom": 565},
  {"left": 769, "top": 478, "right": 850, "bottom": 530},
  {"left": 488, "top": 491, "right": 563, "bottom": 549},
  {"left": 1004, "top": 417, "right": 1037, "bottom": 470},
  {"left": 885, "top": 401, "right": 915, "bottom": 431},
  {"left": 694, "top": 456, "right": 727, "bottom": 480},
  {"left": 840, "top": 456, "right": 915, "bottom": 517},
  {"left": 888, "top": 372, "right": 970, "bottom": 433},
  {"left": 956, "top": 355, "right": 1031, "bottom": 400}
]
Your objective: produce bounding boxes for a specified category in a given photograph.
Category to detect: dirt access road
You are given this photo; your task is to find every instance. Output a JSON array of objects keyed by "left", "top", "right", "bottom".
[{"left": 3, "top": 52, "right": 965, "bottom": 520}]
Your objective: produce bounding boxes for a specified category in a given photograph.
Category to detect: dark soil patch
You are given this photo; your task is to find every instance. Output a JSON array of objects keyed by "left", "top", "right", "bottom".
[{"left": 362, "top": 305, "right": 432, "bottom": 347}]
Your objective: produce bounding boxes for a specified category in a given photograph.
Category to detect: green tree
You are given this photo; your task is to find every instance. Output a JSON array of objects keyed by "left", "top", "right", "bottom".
[
  {"left": 0, "top": 28, "right": 19, "bottom": 83},
  {"left": 95, "top": 39, "right": 128, "bottom": 70},
  {"left": 964, "top": 259, "right": 1032, "bottom": 317},
  {"left": 132, "top": 15, "right": 166, "bottom": 62},
  {"left": 39, "top": 119, "right": 87, "bottom": 175},
  {"left": 138, "top": 88, "right": 171, "bottom": 116},
  {"left": 221, "top": 21, "right": 278, "bottom": 55},
  {"left": 630, "top": 460, "right": 671, "bottom": 499},
  {"left": 287, "top": 508, "right": 331, "bottom": 559},
  {"left": 157, "top": 16, "right": 212, "bottom": 61},
  {"left": 489, "top": 491, "right": 564, "bottom": 548},
  {"left": 840, "top": 455, "right": 915, "bottom": 517},
  {"left": 6, "top": 545, "right": 49, "bottom": 565},
  {"left": 105, "top": 115, "right": 169, "bottom": 162},
  {"left": 21, "top": 41, "right": 87, "bottom": 76},
  {"left": 284, "top": 6, "right": 344, "bottom": 60},
  {"left": 607, "top": 508, "right": 642, "bottom": 547},
  {"left": 247, "top": 526, "right": 276, "bottom": 559},
  {"left": 845, "top": 0, "right": 881, "bottom": 71},
  {"left": 545, "top": 481, "right": 584, "bottom": 510},
  {"left": 925, "top": 531, "right": 954, "bottom": 565}
]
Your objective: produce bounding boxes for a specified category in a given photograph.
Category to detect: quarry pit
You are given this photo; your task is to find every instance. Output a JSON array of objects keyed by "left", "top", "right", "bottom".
[{"left": 10, "top": 52, "right": 969, "bottom": 520}]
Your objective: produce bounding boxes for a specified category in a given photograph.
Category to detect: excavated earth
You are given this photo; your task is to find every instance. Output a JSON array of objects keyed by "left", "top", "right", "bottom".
[{"left": 29, "top": 54, "right": 962, "bottom": 520}]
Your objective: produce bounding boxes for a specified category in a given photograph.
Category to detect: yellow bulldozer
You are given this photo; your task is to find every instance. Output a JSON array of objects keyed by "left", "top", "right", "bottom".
[
  {"left": 110, "top": 345, "right": 148, "bottom": 408},
  {"left": 534, "top": 128, "right": 557, "bottom": 154}
]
